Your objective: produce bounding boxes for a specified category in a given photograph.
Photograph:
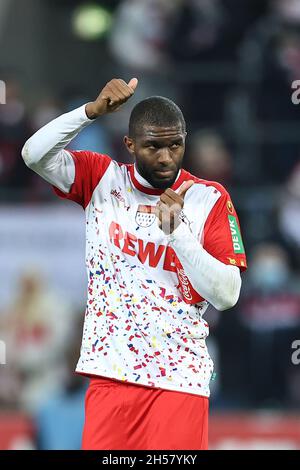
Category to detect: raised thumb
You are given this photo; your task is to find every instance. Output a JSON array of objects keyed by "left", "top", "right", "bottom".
[
  {"left": 128, "top": 77, "right": 138, "bottom": 91},
  {"left": 178, "top": 180, "right": 194, "bottom": 198}
]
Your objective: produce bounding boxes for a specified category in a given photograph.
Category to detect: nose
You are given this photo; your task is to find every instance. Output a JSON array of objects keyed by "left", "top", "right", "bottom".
[{"left": 157, "top": 147, "right": 172, "bottom": 165}]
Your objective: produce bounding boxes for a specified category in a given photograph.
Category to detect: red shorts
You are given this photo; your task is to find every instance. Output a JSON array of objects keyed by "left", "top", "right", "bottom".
[{"left": 82, "top": 376, "right": 209, "bottom": 450}]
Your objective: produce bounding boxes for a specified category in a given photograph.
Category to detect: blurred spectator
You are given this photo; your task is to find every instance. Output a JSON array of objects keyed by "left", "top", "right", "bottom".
[
  {"left": 0, "top": 268, "right": 74, "bottom": 413},
  {"left": 239, "top": 243, "right": 300, "bottom": 409},
  {"left": 25, "top": 98, "right": 64, "bottom": 200},
  {"left": 187, "top": 129, "right": 233, "bottom": 186},
  {"left": 278, "top": 162, "right": 300, "bottom": 266},
  {"left": 30, "top": 98, "right": 62, "bottom": 132},
  {"left": 272, "top": 0, "right": 300, "bottom": 25},
  {"left": 169, "top": 0, "right": 267, "bottom": 62},
  {"left": 34, "top": 315, "right": 87, "bottom": 450},
  {"left": 108, "top": 0, "right": 179, "bottom": 148},
  {"left": 256, "top": 23, "right": 300, "bottom": 121},
  {"left": 168, "top": 0, "right": 267, "bottom": 125},
  {"left": 110, "top": 0, "right": 178, "bottom": 72},
  {"left": 245, "top": 1, "right": 300, "bottom": 182},
  {"left": 64, "top": 95, "right": 113, "bottom": 156},
  {"left": 0, "top": 78, "right": 31, "bottom": 189}
]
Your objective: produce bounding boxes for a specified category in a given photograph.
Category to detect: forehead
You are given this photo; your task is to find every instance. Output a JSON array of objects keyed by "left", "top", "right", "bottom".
[{"left": 136, "top": 125, "right": 185, "bottom": 141}]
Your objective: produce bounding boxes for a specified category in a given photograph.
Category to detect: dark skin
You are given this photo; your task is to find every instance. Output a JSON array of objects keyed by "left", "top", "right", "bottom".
[
  {"left": 85, "top": 78, "right": 194, "bottom": 234},
  {"left": 124, "top": 125, "right": 185, "bottom": 189}
]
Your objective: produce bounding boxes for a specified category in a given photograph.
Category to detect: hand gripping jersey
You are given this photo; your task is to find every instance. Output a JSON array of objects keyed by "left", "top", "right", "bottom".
[{"left": 54, "top": 151, "right": 247, "bottom": 397}]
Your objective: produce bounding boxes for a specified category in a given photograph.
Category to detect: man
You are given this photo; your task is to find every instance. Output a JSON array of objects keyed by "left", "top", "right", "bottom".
[{"left": 22, "top": 78, "right": 247, "bottom": 450}]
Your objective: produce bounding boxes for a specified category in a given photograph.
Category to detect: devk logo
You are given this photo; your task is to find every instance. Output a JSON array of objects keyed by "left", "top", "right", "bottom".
[
  {"left": 0, "top": 80, "right": 6, "bottom": 104},
  {"left": 291, "top": 340, "right": 300, "bottom": 365}
]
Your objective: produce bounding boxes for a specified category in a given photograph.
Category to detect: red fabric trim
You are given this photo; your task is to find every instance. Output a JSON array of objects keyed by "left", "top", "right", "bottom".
[
  {"left": 52, "top": 150, "right": 111, "bottom": 209},
  {"left": 173, "top": 255, "right": 205, "bottom": 303},
  {"left": 203, "top": 183, "right": 247, "bottom": 272}
]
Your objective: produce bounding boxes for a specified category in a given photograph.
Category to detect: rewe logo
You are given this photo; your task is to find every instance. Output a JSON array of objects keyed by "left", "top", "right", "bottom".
[
  {"left": 109, "top": 220, "right": 177, "bottom": 271},
  {"left": 108, "top": 221, "right": 203, "bottom": 304}
]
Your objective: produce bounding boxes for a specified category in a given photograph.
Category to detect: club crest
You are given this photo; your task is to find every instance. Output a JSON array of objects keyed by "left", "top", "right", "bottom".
[{"left": 135, "top": 205, "right": 156, "bottom": 228}]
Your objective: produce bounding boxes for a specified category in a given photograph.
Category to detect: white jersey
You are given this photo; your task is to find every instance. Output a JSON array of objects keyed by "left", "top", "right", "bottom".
[
  {"left": 22, "top": 104, "right": 247, "bottom": 398},
  {"left": 53, "top": 150, "right": 247, "bottom": 397}
]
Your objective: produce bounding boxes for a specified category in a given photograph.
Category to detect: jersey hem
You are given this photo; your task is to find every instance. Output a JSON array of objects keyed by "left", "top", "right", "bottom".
[{"left": 75, "top": 368, "right": 210, "bottom": 398}]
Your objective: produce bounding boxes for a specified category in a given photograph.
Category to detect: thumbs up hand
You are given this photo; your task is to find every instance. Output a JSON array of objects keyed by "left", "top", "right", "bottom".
[
  {"left": 86, "top": 78, "right": 138, "bottom": 119},
  {"left": 155, "top": 180, "right": 194, "bottom": 234}
]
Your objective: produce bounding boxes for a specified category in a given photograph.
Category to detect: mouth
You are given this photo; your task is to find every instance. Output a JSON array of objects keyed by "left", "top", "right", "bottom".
[{"left": 154, "top": 170, "right": 175, "bottom": 178}]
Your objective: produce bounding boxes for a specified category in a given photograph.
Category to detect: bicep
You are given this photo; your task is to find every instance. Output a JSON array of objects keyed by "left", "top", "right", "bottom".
[
  {"left": 29, "top": 149, "right": 75, "bottom": 193},
  {"left": 203, "top": 190, "right": 247, "bottom": 271}
]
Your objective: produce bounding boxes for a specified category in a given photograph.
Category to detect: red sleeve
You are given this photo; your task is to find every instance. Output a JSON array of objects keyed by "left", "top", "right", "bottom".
[
  {"left": 53, "top": 150, "right": 111, "bottom": 209},
  {"left": 203, "top": 184, "right": 247, "bottom": 271}
]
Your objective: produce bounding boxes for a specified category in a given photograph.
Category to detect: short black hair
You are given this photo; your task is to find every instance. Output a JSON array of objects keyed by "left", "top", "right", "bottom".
[{"left": 129, "top": 96, "right": 186, "bottom": 138}]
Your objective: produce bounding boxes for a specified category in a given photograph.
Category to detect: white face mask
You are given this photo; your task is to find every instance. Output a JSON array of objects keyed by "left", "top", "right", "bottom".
[
  {"left": 250, "top": 258, "right": 289, "bottom": 290},
  {"left": 276, "top": 0, "right": 300, "bottom": 21},
  {"left": 287, "top": 168, "right": 300, "bottom": 199}
]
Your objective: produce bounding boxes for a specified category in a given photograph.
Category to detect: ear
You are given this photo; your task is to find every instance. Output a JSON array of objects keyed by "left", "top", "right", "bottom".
[{"left": 124, "top": 136, "right": 135, "bottom": 156}]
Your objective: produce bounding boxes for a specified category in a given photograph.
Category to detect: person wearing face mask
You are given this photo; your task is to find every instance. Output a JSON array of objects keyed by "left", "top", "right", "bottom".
[
  {"left": 240, "top": 243, "right": 300, "bottom": 409},
  {"left": 279, "top": 162, "right": 300, "bottom": 267}
]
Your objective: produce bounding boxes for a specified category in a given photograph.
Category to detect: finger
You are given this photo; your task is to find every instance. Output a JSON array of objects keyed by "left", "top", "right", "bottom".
[
  {"left": 108, "top": 93, "right": 127, "bottom": 107},
  {"left": 127, "top": 77, "right": 138, "bottom": 92},
  {"left": 160, "top": 193, "right": 181, "bottom": 212},
  {"left": 100, "top": 93, "right": 117, "bottom": 107},
  {"left": 154, "top": 205, "right": 163, "bottom": 228},
  {"left": 155, "top": 202, "right": 171, "bottom": 221},
  {"left": 159, "top": 202, "right": 172, "bottom": 214},
  {"left": 105, "top": 85, "right": 126, "bottom": 103},
  {"left": 160, "top": 206, "right": 175, "bottom": 234},
  {"left": 155, "top": 210, "right": 162, "bottom": 222},
  {"left": 164, "top": 188, "right": 182, "bottom": 204},
  {"left": 106, "top": 81, "right": 131, "bottom": 100},
  {"left": 101, "top": 95, "right": 110, "bottom": 103},
  {"left": 177, "top": 180, "right": 194, "bottom": 198},
  {"left": 115, "top": 78, "right": 136, "bottom": 96},
  {"left": 112, "top": 79, "right": 133, "bottom": 100},
  {"left": 160, "top": 193, "right": 174, "bottom": 206}
]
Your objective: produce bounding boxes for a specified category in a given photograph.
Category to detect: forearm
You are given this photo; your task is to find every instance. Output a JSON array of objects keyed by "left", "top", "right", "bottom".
[
  {"left": 168, "top": 222, "right": 242, "bottom": 311},
  {"left": 21, "top": 78, "right": 138, "bottom": 189},
  {"left": 22, "top": 104, "right": 92, "bottom": 167},
  {"left": 21, "top": 104, "right": 93, "bottom": 192}
]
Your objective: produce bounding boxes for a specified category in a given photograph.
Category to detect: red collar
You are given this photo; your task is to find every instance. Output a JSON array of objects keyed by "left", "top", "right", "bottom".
[{"left": 128, "top": 165, "right": 188, "bottom": 195}]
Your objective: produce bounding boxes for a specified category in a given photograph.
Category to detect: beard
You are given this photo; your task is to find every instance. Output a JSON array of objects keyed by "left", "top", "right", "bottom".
[{"left": 135, "top": 161, "right": 180, "bottom": 190}]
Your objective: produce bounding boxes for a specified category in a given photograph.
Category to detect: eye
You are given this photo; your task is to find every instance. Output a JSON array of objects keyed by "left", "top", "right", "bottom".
[
  {"left": 170, "top": 143, "right": 180, "bottom": 149},
  {"left": 146, "top": 144, "right": 157, "bottom": 150}
]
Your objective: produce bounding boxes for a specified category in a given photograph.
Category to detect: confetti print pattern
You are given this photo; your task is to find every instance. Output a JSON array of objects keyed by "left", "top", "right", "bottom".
[{"left": 76, "top": 164, "right": 214, "bottom": 397}]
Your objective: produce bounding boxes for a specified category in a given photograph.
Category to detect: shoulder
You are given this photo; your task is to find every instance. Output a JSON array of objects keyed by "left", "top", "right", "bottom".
[
  {"left": 181, "top": 169, "right": 230, "bottom": 198},
  {"left": 68, "top": 150, "right": 113, "bottom": 164}
]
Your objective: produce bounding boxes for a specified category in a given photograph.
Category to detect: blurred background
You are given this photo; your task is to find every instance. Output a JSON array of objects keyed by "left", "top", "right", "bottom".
[{"left": 0, "top": 0, "right": 300, "bottom": 450}]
